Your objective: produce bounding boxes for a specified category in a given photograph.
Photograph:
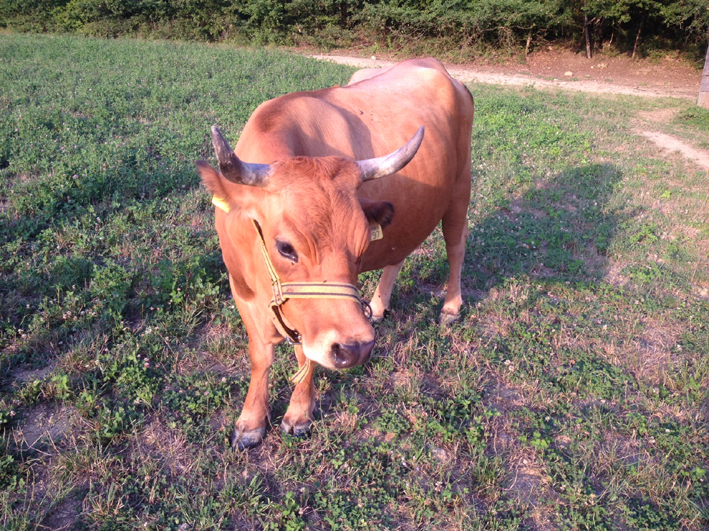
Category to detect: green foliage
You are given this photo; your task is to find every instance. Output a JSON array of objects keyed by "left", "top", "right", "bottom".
[
  {"left": 0, "top": 0, "right": 706, "bottom": 55},
  {"left": 263, "top": 492, "right": 306, "bottom": 530},
  {"left": 0, "top": 453, "right": 14, "bottom": 483},
  {"left": 92, "top": 404, "right": 141, "bottom": 444},
  {"left": 312, "top": 439, "right": 404, "bottom": 529},
  {"left": 163, "top": 373, "right": 233, "bottom": 439},
  {"left": 91, "top": 259, "right": 132, "bottom": 319},
  {"left": 0, "top": 0, "right": 67, "bottom": 32},
  {"left": 374, "top": 407, "right": 411, "bottom": 435}
]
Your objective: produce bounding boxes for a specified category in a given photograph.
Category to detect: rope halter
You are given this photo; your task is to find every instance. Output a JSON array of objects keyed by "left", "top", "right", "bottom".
[
  {"left": 210, "top": 196, "right": 378, "bottom": 383},
  {"left": 250, "top": 219, "right": 373, "bottom": 347}
]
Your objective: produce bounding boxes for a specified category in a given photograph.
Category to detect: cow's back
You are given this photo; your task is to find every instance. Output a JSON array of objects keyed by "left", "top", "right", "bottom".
[
  {"left": 235, "top": 57, "right": 474, "bottom": 272},
  {"left": 340, "top": 58, "right": 474, "bottom": 270}
]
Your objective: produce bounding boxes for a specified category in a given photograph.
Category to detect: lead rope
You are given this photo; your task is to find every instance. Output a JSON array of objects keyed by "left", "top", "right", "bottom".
[{"left": 290, "top": 359, "right": 311, "bottom": 384}]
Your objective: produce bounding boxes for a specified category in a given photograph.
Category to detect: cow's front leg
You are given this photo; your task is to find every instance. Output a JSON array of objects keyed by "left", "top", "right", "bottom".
[
  {"left": 281, "top": 344, "right": 316, "bottom": 436},
  {"left": 232, "top": 338, "right": 275, "bottom": 450}
]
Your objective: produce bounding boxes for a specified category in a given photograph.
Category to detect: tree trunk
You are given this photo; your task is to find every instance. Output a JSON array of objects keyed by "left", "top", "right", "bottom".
[
  {"left": 583, "top": 0, "right": 592, "bottom": 59},
  {"left": 632, "top": 17, "right": 644, "bottom": 59},
  {"left": 595, "top": 18, "right": 603, "bottom": 52},
  {"left": 525, "top": 31, "right": 532, "bottom": 58},
  {"left": 699, "top": 39, "right": 709, "bottom": 108}
]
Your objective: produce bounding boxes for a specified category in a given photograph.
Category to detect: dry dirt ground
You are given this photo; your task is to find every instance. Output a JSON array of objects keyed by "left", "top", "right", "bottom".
[
  {"left": 311, "top": 48, "right": 702, "bottom": 99},
  {"left": 311, "top": 50, "right": 709, "bottom": 170}
]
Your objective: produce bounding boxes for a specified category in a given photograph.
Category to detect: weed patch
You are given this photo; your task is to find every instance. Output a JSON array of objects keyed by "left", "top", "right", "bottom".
[{"left": 675, "top": 107, "right": 709, "bottom": 132}]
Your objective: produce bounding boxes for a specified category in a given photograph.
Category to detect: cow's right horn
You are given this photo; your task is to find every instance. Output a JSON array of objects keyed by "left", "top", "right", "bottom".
[
  {"left": 211, "top": 126, "right": 271, "bottom": 187},
  {"left": 357, "top": 125, "right": 425, "bottom": 182}
]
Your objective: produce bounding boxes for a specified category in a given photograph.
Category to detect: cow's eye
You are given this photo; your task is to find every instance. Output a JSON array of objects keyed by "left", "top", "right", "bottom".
[{"left": 276, "top": 240, "right": 298, "bottom": 263}]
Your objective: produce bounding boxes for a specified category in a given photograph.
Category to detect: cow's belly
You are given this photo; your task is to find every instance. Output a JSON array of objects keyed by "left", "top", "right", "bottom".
[
  {"left": 357, "top": 175, "right": 455, "bottom": 271},
  {"left": 359, "top": 219, "right": 444, "bottom": 272}
]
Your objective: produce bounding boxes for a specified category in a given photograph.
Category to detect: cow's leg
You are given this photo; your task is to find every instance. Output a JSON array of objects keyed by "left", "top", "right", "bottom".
[
  {"left": 232, "top": 336, "right": 275, "bottom": 449},
  {"left": 369, "top": 259, "right": 405, "bottom": 322},
  {"left": 230, "top": 278, "right": 275, "bottom": 449},
  {"left": 440, "top": 182, "right": 471, "bottom": 324},
  {"left": 281, "top": 344, "right": 316, "bottom": 436}
]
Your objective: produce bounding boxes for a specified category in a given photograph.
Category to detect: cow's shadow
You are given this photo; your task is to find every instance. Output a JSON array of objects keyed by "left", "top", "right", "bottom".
[{"left": 395, "top": 161, "right": 625, "bottom": 316}]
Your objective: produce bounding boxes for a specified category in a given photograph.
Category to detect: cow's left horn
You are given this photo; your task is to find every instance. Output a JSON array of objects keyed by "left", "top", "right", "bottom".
[
  {"left": 357, "top": 125, "right": 425, "bottom": 182},
  {"left": 211, "top": 126, "right": 271, "bottom": 187}
]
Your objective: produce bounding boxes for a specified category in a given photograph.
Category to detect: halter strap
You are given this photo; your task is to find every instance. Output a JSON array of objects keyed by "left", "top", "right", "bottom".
[{"left": 251, "top": 219, "right": 370, "bottom": 346}]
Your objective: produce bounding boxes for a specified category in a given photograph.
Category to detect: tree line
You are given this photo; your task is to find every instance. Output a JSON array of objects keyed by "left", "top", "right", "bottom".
[{"left": 1, "top": 0, "right": 708, "bottom": 60}]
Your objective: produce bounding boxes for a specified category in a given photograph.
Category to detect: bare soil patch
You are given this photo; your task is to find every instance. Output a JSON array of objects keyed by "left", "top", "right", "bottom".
[
  {"left": 638, "top": 130, "right": 709, "bottom": 170},
  {"left": 637, "top": 109, "right": 679, "bottom": 123},
  {"left": 518, "top": 48, "right": 699, "bottom": 97},
  {"left": 15, "top": 403, "right": 76, "bottom": 449},
  {"left": 311, "top": 48, "right": 701, "bottom": 99},
  {"left": 12, "top": 364, "right": 54, "bottom": 383},
  {"left": 40, "top": 497, "right": 82, "bottom": 531},
  {"left": 484, "top": 381, "right": 555, "bottom": 528}
]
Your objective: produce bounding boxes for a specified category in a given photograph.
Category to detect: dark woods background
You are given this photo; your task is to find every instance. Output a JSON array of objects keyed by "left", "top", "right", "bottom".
[{"left": 1, "top": 0, "right": 708, "bottom": 62}]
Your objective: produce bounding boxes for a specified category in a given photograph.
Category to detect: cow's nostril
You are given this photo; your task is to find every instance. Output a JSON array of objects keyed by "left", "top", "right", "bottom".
[
  {"left": 331, "top": 340, "right": 375, "bottom": 368},
  {"left": 331, "top": 343, "right": 356, "bottom": 368},
  {"left": 330, "top": 343, "right": 359, "bottom": 368}
]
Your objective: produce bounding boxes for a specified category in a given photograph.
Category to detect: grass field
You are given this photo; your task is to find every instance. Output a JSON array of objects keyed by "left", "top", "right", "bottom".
[{"left": 1, "top": 33, "right": 708, "bottom": 530}]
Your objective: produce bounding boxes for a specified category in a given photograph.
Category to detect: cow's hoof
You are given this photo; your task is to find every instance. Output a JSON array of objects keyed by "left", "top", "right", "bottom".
[
  {"left": 281, "top": 418, "right": 312, "bottom": 438},
  {"left": 370, "top": 309, "right": 390, "bottom": 323},
  {"left": 439, "top": 311, "right": 460, "bottom": 326},
  {"left": 231, "top": 426, "right": 266, "bottom": 450}
]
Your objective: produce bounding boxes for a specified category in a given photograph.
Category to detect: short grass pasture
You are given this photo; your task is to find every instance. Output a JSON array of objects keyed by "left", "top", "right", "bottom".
[{"left": 1, "top": 34, "right": 708, "bottom": 530}]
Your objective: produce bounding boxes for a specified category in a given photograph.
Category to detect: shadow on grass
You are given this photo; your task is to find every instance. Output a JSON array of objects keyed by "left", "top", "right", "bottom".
[
  {"left": 267, "top": 163, "right": 628, "bottom": 430},
  {"left": 0, "top": 161, "right": 222, "bottom": 381},
  {"left": 400, "top": 162, "right": 627, "bottom": 311}
]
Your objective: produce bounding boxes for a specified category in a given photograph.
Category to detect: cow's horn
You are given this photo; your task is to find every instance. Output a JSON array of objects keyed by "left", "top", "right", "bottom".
[
  {"left": 211, "top": 126, "right": 271, "bottom": 186},
  {"left": 357, "top": 126, "right": 425, "bottom": 182}
]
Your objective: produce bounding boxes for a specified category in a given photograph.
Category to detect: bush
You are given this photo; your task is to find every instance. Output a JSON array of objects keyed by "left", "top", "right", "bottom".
[{"left": 0, "top": 0, "right": 707, "bottom": 57}]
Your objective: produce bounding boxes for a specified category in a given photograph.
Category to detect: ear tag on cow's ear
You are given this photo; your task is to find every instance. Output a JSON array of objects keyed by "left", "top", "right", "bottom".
[
  {"left": 212, "top": 196, "right": 230, "bottom": 213},
  {"left": 370, "top": 223, "right": 383, "bottom": 241}
]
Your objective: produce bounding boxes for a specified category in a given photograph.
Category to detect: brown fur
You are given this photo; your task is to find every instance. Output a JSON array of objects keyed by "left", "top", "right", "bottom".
[{"left": 198, "top": 58, "right": 474, "bottom": 448}]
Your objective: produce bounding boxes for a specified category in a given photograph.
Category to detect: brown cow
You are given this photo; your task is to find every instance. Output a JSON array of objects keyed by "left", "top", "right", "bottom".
[{"left": 197, "top": 57, "right": 474, "bottom": 448}]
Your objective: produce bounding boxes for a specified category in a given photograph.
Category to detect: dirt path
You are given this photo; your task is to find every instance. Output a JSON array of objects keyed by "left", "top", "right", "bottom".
[
  {"left": 639, "top": 131, "right": 709, "bottom": 170},
  {"left": 311, "top": 54, "right": 699, "bottom": 100},
  {"left": 634, "top": 110, "right": 709, "bottom": 170},
  {"left": 312, "top": 53, "right": 709, "bottom": 172}
]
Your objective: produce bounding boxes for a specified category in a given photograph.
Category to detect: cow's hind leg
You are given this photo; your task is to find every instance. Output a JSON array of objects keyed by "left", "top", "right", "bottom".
[
  {"left": 281, "top": 345, "right": 316, "bottom": 436},
  {"left": 439, "top": 184, "right": 471, "bottom": 324},
  {"left": 369, "top": 259, "right": 405, "bottom": 322}
]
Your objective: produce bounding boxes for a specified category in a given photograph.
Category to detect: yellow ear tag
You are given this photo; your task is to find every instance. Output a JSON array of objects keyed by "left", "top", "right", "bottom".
[
  {"left": 212, "top": 196, "right": 230, "bottom": 213},
  {"left": 370, "top": 223, "right": 383, "bottom": 241},
  {"left": 290, "top": 358, "right": 311, "bottom": 385}
]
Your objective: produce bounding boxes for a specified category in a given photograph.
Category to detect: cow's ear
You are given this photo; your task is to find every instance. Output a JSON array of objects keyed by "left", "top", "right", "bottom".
[
  {"left": 197, "top": 161, "right": 234, "bottom": 212},
  {"left": 359, "top": 198, "right": 395, "bottom": 229}
]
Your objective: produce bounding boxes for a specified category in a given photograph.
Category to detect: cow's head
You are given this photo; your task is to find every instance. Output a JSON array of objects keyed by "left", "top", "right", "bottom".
[{"left": 197, "top": 126, "right": 423, "bottom": 370}]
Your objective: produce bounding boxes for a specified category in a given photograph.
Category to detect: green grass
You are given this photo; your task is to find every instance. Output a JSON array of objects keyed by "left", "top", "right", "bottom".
[
  {"left": 1, "top": 33, "right": 708, "bottom": 530},
  {"left": 674, "top": 107, "right": 709, "bottom": 132}
]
